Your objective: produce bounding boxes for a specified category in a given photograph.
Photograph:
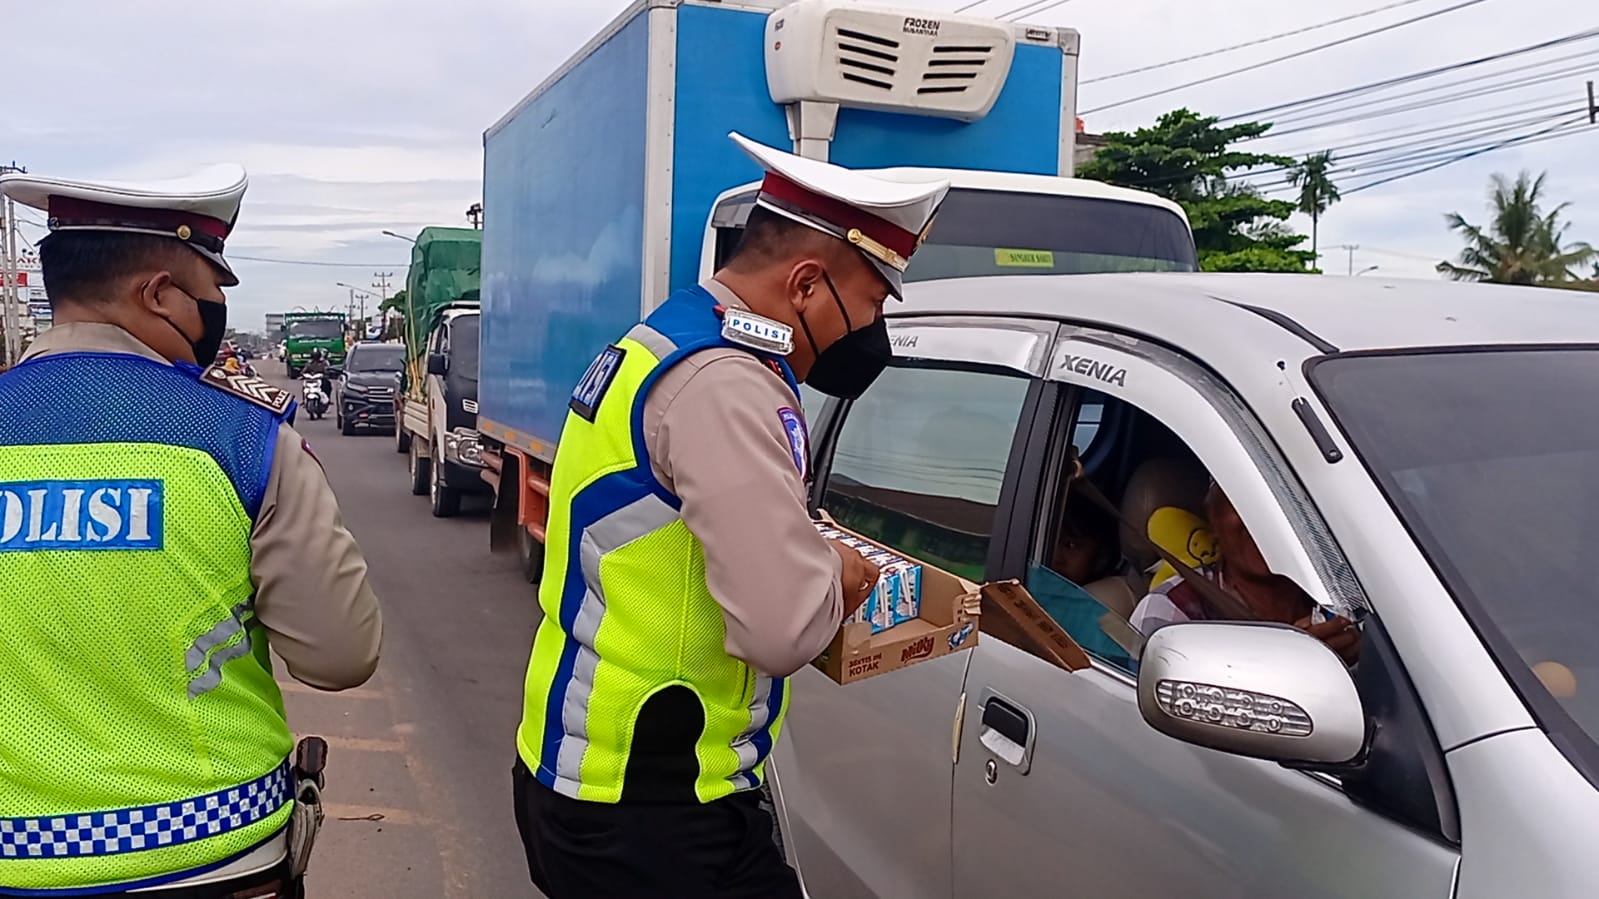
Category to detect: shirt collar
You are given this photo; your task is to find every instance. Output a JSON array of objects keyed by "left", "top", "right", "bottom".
[
  {"left": 701, "top": 277, "right": 751, "bottom": 313},
  {"left": 20, "top": 323, "right": 172, "bottom": 366}
]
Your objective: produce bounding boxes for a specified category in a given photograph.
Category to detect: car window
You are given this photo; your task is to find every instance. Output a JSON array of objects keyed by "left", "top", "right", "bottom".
[{"left": 821, "top": 365, "right": 1030, "bottom": 582}]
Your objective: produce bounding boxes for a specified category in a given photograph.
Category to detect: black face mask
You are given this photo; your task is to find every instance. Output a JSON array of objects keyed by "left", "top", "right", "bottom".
[
  {"left": 162, "top": 287, "right": 229, "bottom": 366},
  {"left": 798, "top": 272, "right": 892, "bottom": 400}
]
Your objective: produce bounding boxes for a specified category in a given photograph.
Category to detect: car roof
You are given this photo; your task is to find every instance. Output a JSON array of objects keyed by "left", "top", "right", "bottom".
[
  {"left": 894, "top": 272, "right": 1599, "bottom": 354},
  {"left": 865, "top": 168, "right": 1190, "bottom": 225}
]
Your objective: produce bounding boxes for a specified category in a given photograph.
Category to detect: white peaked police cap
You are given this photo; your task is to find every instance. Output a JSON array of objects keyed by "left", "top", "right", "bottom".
[
  {"left": 0, "top": 164, "right": 249, "bottom": 287},
  {"left": 729, "top": 132, "right": 949, "bottom": 300}
]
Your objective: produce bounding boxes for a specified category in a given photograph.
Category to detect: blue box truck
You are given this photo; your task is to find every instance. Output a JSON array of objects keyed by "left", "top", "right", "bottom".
[{"left": 475, "top": 0, "right": 1197, "bottom": 578}]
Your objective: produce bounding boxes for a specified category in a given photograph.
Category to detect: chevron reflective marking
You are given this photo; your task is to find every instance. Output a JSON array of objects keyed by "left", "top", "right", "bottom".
[{"left": 201, "top": 366, "right": 292, "bottom": 414}]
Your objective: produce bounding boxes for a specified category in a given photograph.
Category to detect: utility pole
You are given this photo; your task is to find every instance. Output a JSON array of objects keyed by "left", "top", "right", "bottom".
[
  {"left": 1588, "top": 80, "right": 1597, "bottom": 124},
  {"left": 0, "top": 162, "right": 26, "bottom": 367},
  {"left": 465, "top": 203, "right": 483, "bottom": 229},
  {"left": 1337, "top": 244, "right": 1359, "bottom": 277}
]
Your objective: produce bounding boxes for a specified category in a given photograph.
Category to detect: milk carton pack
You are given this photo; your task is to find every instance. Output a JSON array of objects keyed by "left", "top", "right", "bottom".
[{"left": 817, "top": 523, "right": 922, "bottom": 634}]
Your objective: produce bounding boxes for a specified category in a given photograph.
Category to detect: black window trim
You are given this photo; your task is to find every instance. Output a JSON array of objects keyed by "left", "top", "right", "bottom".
[{"left": 1305, "top": 342, "right": 1599, "bottom": 792}]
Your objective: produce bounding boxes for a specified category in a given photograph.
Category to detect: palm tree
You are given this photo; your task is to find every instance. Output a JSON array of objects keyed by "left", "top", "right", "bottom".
[
  {"left": 1287, "top": 151, "right": 1341, "bottom": 270},
  {"left": 1437, "top": 171, "right": 1597, "bottom": 285}
]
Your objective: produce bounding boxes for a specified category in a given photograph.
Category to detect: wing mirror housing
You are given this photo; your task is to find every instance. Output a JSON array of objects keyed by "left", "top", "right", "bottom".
[
  {"left": 1137, "top": 622, "right": 1366, "bottom": 766},
  {"left": 427, "top": 353, "right": 449, "bottom": 376}
]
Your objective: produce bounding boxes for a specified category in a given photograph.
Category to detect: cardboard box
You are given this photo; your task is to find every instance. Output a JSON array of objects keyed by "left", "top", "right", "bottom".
[
  {"left": 813, "top": 517, "right": 1096, "bottom": 683},
  {"left": 813, "top": 517, "right": 982, "bottom": 684}
]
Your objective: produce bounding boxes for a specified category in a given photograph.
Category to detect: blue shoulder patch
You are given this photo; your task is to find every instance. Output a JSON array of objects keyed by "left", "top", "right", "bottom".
[
  {"left": 570, "top": 345, "right": 625, "bottom": 423},
  {"left": 777, "top": 407, "right": 809, "bottom": 480},
  {"left": 0, "top": 479, "right": 165, "bottom": 552}
]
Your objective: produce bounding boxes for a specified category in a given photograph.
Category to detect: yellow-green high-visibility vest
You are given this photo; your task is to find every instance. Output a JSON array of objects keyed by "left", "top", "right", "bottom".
[
  {"left": 0, "top": 352, "right": 295, "bottom": 895},
  {"left": 517, "top": 286, "right": 803, "bottom": 805}
]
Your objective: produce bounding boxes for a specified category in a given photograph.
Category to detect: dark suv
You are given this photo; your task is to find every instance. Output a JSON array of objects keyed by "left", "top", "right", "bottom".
[{"left": 333, "top": 342, "right": 404, "bottom": 436}]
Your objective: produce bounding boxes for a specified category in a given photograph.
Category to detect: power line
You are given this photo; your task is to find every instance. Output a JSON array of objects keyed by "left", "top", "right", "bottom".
[
  {"left": 230, "top": 255, "right": 408, "bottom": 268},
  {"left": 1341, "top": 114, "right": 1593, "bottom": 194},
  {"left": 1259, "top": 74, "right": 1594, "bottom": 143},
  {"left": 1258, "top": 52, "right": 1599, "bottom": 132},
  {"left": 1005, "top": 0, "right": 1074, "bottom": 19},
  {"left": 951, "top": 0, "right": 1001, "bottom": 11},
  {"left": 1083, "top": 0, "right": 1436, "bottom": 85},
  {"left": 1247, "top": 115, "right": 1593, "bottom": 195},
  {"left": 1267, "top": 96, "right": 1581, "bottom": 158},
  {"left": 993, "top": 0, "right": 1063, "bottom": 19},
  {"left": 1242, "top": 105, "right": 1584, "bottom": 184},
  {"left": 1082, "top": 0, "right": 1490, "bottom": 115},
  {"left": 1219, "top": 26, "right": 1599, "bottom": 122}
]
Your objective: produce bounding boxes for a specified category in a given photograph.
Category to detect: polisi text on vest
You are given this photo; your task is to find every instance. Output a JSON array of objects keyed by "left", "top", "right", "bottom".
[{"left": 0, "top": 479, "right": 164, "bottom": 551}]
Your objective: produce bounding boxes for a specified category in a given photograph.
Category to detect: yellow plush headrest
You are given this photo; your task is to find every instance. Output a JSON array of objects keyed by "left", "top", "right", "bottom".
[{"left": 1146, "top": 506, "right": 1217, "bottom": 589}]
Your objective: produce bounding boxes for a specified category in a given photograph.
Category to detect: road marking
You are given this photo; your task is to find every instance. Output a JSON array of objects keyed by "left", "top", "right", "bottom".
[
  {"left": 324, "top": 804, "right": 425, "bottom": 826},
  {"left": 323, "top": 735, "right": 406, "bottom": 753},
  {"left": 277, "top": 680, "right": 388, "bottom": 700}
]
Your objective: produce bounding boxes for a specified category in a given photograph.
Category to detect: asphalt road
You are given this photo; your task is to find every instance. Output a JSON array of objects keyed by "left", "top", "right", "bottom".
[{"left": 272, "top": 376, "right": 541, "bottom": 898}]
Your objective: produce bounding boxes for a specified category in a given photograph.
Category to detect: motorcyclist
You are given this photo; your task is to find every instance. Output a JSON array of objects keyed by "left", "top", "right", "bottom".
[{"left": 303, "top": 348, "right": 332, "bottom": 395}]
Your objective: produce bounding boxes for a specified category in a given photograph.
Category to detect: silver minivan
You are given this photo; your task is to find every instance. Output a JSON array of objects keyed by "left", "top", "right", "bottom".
[{"left": 770, "top": 272, "right": 1599, "bottom": 898}]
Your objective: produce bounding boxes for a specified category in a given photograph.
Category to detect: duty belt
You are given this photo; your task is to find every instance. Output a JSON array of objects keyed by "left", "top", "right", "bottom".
[{"left": 0, "top": 761, "right": 291, "bottom": 859}]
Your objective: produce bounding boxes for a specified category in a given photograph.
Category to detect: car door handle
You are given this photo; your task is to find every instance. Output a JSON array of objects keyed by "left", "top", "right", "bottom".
[{"left": 978, "top": 692, "right": 1036, "bottom": 774}]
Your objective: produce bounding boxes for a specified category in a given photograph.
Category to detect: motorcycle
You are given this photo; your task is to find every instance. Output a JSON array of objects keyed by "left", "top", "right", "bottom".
[{"left": 301, "top": 372, "right": 330, "bottom": 420}]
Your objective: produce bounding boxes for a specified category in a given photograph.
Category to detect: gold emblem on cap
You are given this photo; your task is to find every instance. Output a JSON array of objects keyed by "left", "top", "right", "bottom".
[
  {"left": 846, "top": 228, "right": 909, "bottom": 272},
  {"left": 176, "top": 224, "right": 192, "bottom": 240}
]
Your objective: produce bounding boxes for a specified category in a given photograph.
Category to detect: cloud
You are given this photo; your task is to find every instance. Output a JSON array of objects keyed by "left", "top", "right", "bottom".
[{"left": 7, "top": 0, "right": 1594, "bottom": 328}]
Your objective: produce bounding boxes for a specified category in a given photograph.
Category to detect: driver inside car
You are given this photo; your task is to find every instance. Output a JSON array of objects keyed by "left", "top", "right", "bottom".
[{"left": 1130, "top": 480, "right": 1361, "bottom": 664}]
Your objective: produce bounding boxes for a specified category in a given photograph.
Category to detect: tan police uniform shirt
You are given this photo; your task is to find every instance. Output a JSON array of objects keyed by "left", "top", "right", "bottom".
[
  {"left": 22, "top": 323, "right": 383, "bottom": 691},
  {"left": 639, "top": 279, "right": 844, "bottom": 678}
]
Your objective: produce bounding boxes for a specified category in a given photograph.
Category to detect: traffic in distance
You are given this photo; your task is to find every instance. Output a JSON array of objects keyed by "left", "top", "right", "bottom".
[{"left": 3, "top": 0, "right": 1595, "bottom": 897}]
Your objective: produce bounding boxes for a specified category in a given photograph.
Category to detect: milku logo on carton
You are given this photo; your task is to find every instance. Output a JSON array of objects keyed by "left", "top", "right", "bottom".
[
  {"left": 0, "top": 479, "right": 164, "bottom": 552},
  {"left": 901, "top": 634, "right": 938, "bottom": 663}
]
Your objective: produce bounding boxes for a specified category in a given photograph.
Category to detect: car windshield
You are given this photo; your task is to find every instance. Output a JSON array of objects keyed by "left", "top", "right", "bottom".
[
  {"left": 904, "top": 188, "right": 1197, "bottom": 282},
  {"left": 349, "top": 345, "right": 404, "bottom": 373},
  {"left": 1313, "top": 347, "right": 1599, "bottom": 782},
  {"left": 288, "top": 319, "right": 343, "bottom": 339}
]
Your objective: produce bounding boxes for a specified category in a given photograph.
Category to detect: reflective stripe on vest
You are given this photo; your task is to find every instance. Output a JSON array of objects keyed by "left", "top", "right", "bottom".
[
  {"left": 0, "top": 761, "right": 290, "bottom": 861},
  {"left": 518, "top": 288, "right": 800, "bottom": 804}
]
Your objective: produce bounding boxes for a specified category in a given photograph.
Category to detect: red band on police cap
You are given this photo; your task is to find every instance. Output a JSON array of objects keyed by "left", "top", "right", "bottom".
[
  {"left": 48, "top": 196, "right": 231, "bottom": 242},
  {"left": 758, "top": 173, "right": 918, "bottom": 260}
]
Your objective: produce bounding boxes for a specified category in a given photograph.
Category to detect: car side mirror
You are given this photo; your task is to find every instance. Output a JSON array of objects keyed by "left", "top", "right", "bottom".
[
  {"left": 427, "top": 353, "right": 449, "bottom": 376},
  {"left": 328, "top": 367, "right": 344, "bottom": 378},
  {"left": 1137, "top": 622, "right": 1366, "bottom": 766}
]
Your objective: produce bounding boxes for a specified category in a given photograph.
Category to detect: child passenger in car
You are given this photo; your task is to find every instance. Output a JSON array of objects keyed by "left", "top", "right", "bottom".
[{"left": 1130, "top": 482, "right": 1361, "bottom": 664}]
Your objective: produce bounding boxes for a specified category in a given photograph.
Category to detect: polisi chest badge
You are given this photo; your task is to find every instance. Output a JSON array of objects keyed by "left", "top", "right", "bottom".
[{"left": 723, "top": 309, "right": 794, "bottom": 356}]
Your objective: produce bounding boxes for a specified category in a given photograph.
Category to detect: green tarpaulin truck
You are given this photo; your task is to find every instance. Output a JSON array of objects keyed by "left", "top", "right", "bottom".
[
  {"left": 282, "top": 310, "right": 347, "bottom": 377},
  {"left": 395, "top": 227, "right": 488, "bottom": 517}
]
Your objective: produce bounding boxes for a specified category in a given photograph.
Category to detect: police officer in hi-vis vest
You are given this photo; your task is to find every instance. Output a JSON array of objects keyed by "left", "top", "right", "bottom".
[
  {"left": 511, "top": 133, "right": 948, "bottom": 898},
  {"left": 0, "top": 166, "right": 383, "bottom": 898}
]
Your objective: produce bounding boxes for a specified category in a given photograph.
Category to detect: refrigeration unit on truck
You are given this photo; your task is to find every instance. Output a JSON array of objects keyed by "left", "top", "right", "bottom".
[
  {"left": 474, "top": 0, "right": 1198, "bottom": 582},
  {"left": 395, "top": 227, "right": 490, "bottom": 518}
]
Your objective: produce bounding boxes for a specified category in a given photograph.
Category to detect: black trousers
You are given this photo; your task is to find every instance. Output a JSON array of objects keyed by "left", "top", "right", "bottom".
[{"left": 512, "top": 760, "right": 803, "bottom": 899}]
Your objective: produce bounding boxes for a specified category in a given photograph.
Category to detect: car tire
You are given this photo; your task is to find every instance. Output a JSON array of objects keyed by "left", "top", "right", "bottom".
[
  {"left": 408, "top": 440, "right": 430, "bottom": 496},
  {"left": 287, "top": 365, "right": 300, "bottom": 379},
  {"left": 396, "top": 426, "right": 411, "bottom": 454},
  {"left": 517, "top": 524, "right": 544, "bottom": 585},
  {"left": 340, "top": 412, "right": 355, "bottom": 436},
  {"left": 430, "top": 443, "right": 462, "bottom": 518}
]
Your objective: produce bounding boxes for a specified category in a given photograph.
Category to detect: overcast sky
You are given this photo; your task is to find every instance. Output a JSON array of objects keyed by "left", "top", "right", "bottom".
[{"left": 6, "top": 0, "right": 1594, "bottom": 330}]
